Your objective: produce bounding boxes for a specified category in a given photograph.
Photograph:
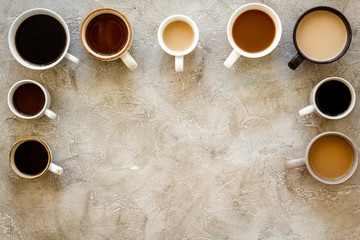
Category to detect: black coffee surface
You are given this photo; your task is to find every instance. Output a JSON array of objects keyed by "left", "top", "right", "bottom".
[
  {"left": 85, "top": 13, "right": 128, "bottom": 55},
  {"left": 15, "top": 14, "right": 66, "bottom": 65},
  {"left": 14, "top": 140, "right": 49, "bottom": 175},
  {"left": 315, "top": 80, "right": 351, "bottom": 116},
  {"left": 13, "top": 83, "right": 45, "bottom": 116}
]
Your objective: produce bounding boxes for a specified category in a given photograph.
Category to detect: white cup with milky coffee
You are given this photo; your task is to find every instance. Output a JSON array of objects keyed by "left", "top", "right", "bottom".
[
  {"left": 288, "top": 6, "right": 352, "bottom": 70},
  {"left": 158, "top": 15, "right": 199, "bottom": 72},
  {"left": 286, "top": 132, "right": 358, "bottom": 184},
  {"left": 224, "top": 3, "right": 282, "bottom": 68}
]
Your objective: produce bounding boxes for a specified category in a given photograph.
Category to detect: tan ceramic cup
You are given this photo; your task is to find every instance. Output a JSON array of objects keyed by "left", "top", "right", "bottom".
[
  {"left": 286, "top": 132, "right": 358, "bottom": 184},
  {"left": 9, "top": 138, "right": 63, "bottom": 179},
  {"left": 80, "top": 8, "right": 138, "bottom": 70}
]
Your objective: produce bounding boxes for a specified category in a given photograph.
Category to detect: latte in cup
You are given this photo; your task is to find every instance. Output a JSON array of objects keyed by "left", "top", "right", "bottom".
[
  {"left": 296, "top": 10, "right": 348, "bottom": 61},
  {"left": 163, "top": 20, "right": 194, "bottom": 52}
]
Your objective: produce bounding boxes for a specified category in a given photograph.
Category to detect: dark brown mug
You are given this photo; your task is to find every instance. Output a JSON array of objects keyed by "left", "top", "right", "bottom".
[{"left": 288, "top": 6, "right": 352, "bottom": 70}]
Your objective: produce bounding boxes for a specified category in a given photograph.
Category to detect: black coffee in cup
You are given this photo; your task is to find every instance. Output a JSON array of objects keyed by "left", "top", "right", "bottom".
[
  {"left": 15, "top": 14, "right": 66, "bottom": 65},
  {"left": 14, "top": 140, "right": 49, "bottom": 175},
  {"left": 13, "top": 83, "right": 45, "bottom": 116},
  {"left": 315, "top": 80, "right": 351, "bottom": 116}
]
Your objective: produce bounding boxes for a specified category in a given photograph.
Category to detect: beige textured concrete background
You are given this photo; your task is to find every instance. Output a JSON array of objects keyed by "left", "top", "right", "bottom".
[{"left": 1, "top": 0, "right": 360, "bottom": 239}]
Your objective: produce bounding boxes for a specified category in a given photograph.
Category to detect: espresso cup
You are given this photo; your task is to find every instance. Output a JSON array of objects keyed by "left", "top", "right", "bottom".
[
  {"left": 288, "top": 6, "right": 352, "bottom": 70},
  {"left": 286, "top": 132, "right": 358, "bottom": 184},
  {"left": 9, "top": 138, "right": 63, "bottom": 179},
  {"left": 8, "top": 8, "right": 79, "bottom": 70},
  {"left": 80, "top": 8, "right": 138, "bottom": 71},
  {"left": 8, "top": 80, "right": 57, "bottom": 120},
  {"left": 224, "top": 3, "right": 282, "bottom": 68},
  {"left": 158, "top": 15, "right": 199, "bottom": 72},
  {"left": 299, "top": 77, "right": 355, "bottom": 120}
]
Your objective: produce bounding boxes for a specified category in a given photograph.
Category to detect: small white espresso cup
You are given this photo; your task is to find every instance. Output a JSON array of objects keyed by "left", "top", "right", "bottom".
[
  {"left": 224, "top": 3, "right": 282, "bottom": 68},
  {"left": 158, "top": 15, "right": 199, "bottom": 72},
  {"left": 8, "top": 8, "right": 79, "bottom": 70},
  {"left": 80, "top": 8, "right": 138, "bottom": 71},
  {"left": 286, "top": 132, "right": 358, "bottom": 184},
  {"left": 9, "top": 138, "right": 63, "bottom": 179},
  {"left": 8, "top": 80, "right": 57, "bottom": 120},
  {"left": 299, "top": 77, "right": 356, "bottom": 120}
]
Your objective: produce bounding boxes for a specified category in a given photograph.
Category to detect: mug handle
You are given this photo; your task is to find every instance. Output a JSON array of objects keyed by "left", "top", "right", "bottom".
[
  {"left": 286, "top": 158, "right": 306, "bottom": 169},
  {"left": 175, "top": 56, "right": 184, "bottom": 72},
  {"left": 65, "top": 53, "right": 80, "bottom": 64},
  {"left": 224, "top": 49, "right": 241, "bottom": 68},
  {"left": 299, "top": 105, "right": 315, "bottom": 116},
  {"left": 288, "top": 53, "right": 305, "bottom": 70},
  {"left": 48, "top": 162, "right": 63, "bottom": 175},
  {"left": 45, "top": 109, "right": 57, "bottom": 119},
  {"left": 120, "top": 51, "right": 138, "bottom": 71}
]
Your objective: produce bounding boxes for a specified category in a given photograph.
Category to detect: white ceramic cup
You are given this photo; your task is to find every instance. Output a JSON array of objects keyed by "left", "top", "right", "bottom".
[
  {"left": 286, "top": 132, "right": 358, "bottom": 184},
  {"left": 9, "top": 138, "right": 63, "bottom": 179},
  {"left": 8, "top": 80, "right": 57, "bottom": 120},
  {"left": 299, "top": 77, "right": 356, "bottom": 119},
  {"left": 8, "top": 8, "right": 79, "bottom": 70},
  {"left": 224, "top": 3, "right": 282, "bottom": 68},
  {"left": 80, "top": 8, "right": 138, "bottom": 71},
  {"left": 158, "top": 15, "right": 199, "bottom": 72}
]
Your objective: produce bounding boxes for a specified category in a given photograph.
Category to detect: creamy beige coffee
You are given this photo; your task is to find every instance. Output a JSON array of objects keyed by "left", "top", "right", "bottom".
[
  {"left": 309, "top": 135, "right": 354, "bottom": 180},
  {"left": 296, "top": 10, "right": 347, "bottom": 61},
  {"left": 163, "top": 20, "right": 194, "bottom": 52}
]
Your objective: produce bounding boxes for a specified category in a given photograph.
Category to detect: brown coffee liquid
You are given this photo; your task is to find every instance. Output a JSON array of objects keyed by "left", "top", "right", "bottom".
[
  {"left": 13, "top": 83, "right": 45, "bottom": 116},
  {"left": 163, "top": 21, "right": 194, "bottom": 52},
  {"left": 14, "top": 140, "right": 49, "bottom": 175},
  {"left": 309, "top": 135, "right": 354, "bottom": 180},
  {"left": 232, "top": 10, "right": 276, "bottom": 53},
  {"left": 85, "top": 13, "right": 128, "bottom": 55}
]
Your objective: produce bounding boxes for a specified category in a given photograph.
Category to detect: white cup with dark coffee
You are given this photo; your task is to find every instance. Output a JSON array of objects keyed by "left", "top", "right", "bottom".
[
  {"left": 10, "top": 138, "right": 63, "bottom": 179},
  {"left": 8, "top": 8, "right": 79, "bottom": 70},
  {"left": 286, "top": 132, "right": 358, "bottom": 184},
  {"left": 299, "top": 77, "right": 355, "bottom": 120},
  {"left": 158, "top": 15, "right": 199, "bottom": 72},
  {"left": 8, "top": 80, "right": 57, "bottom": 120},
  {"left": 224, "top": 3, "right": 282, "bottom": 68},
  {"left": 80, "top": 8, "right": 138, "bottom": 71}
]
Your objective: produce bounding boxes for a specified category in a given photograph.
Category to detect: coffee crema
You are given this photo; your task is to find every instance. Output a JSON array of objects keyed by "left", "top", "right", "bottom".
[
  {"left": 163, "top": 21, "right": 194, "bottom": 52},
  {"left": 15, "top": 14, "right": 66, "bottom": 65},
  {"left": 296, "top": 10, "right": 347, "bottom": 61},
  {"left": 14, "top": 140, "right": 49, "bottom": 176},
  {"left": 13, "top": 83, "right": 45, "bottom": 116},
  {"left": 309, "top": 135, "right": 354, "bottom": 180},
  {"left": 232, "top": 10, "right": 275, "bottom": 53},
  {"left": 85, "top": 13, "right": 128, "bottom": 55}
]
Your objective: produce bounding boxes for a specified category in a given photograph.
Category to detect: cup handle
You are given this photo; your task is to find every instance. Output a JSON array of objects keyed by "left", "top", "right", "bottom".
[
  {"left": 299, "top": 105, "right": 315, "bottom": 116},
  {"left": 65, "top": 53, "right": 80, "bottom": 64},
  {"left": 48, "top": 162, "right": 63, "bottom": 175},
  {"left": 120, "top": 51, "right": 138, "bottom": 71},
  {"left": 224, "top": 49, "right": 241, "bottom": 68},
  {"left": 286, "top": 158, "right": 306, "bottom": 169},
  {"left": 45, "top": 109, "right": 57, "bottom": 119},
  {"left": 288, "top": 53, "right": 305, "bottom": 70},
  {"left": 175, "top": 56, "right": 184, "bottom": 72}
]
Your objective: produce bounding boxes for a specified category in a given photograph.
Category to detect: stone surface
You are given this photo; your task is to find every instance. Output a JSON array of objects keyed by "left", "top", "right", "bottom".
[{"left": 1, "top": 0, "right": 360, "bottom": 239}]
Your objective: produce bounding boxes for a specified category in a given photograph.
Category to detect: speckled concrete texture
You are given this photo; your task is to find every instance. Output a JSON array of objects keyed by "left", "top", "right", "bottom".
[{"left": 1, "top": 0, "right": 360, "bottom": 239}]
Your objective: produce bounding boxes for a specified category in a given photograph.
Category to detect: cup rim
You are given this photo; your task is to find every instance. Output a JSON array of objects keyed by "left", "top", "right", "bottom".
[
  {"left": 158, "top": 14, "right": 199, "bottom": 57},
  {"left": 305, "top": 132, "right": 358, "bottom": 184},
  {"left": 226, "top": 3, "right": 282, "bottom": 58},
  {"left": 311, "top": 77, "right": 356, "bottom": 120},
  {"left": 80, "top": 8, "right": 132, "bottom": 61},
  {"left": 9, "top": 138, "right": 51, "bottom": 179},
  {"left": 292, "top": 6, "right": 352, "bottom": 64},
  {"left": 8, "top": 8, "right": 71, "bottom": 70},
  {"left": 7, "top": 80, "right": 50, "bottom": 119}
]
